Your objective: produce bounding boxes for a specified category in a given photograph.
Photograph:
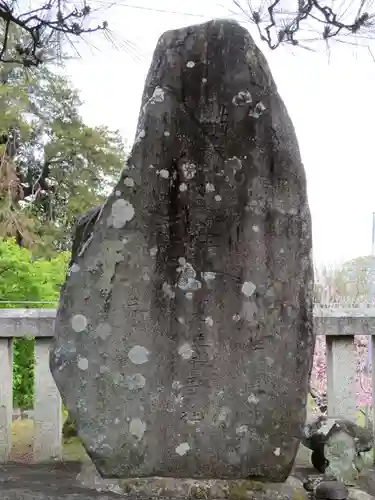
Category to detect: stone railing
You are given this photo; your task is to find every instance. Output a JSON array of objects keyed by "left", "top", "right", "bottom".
[{"left": 0, "top": 306, "right": 374, "bottom": 463}]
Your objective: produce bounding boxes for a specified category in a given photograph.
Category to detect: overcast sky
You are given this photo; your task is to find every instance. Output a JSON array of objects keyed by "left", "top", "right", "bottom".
[{"left": 64, "top": 0, "right": 375, "bottom": 269}]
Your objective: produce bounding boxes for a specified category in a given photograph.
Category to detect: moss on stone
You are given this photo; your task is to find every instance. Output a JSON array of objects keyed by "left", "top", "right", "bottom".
[{"left": 228, "top": 480, "right": 265, "bottom": 500}]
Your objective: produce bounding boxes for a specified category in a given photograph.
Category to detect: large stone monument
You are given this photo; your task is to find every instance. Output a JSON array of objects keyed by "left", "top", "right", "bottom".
[{"left": 50, "top": 19, "right": 314, "bottom": 481}]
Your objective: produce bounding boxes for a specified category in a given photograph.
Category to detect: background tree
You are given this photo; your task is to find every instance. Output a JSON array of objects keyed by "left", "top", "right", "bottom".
[
  {"left": 232, "top": 0, "right": 375, "bottom": 51},
  {"left": 0, "top": 55, "right": 127, "bottom": 254}
]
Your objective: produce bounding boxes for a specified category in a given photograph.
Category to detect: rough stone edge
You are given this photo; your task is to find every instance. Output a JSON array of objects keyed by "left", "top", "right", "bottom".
[{"left": 76, "top": 462, "right": 309, "bottom": 499}]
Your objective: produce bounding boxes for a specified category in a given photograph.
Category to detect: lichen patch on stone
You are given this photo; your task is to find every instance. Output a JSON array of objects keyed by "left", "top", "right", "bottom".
[
  {"left": 124, "top": 177, "right": 135, "bottom": 187},
  {"left": 241, "top": 281, "right": 256, "bottom": 297},
  {"left": 77, "top": 355, "right": 89, "bottom": 371},
  {"left": 178, "top": 342, "right": 194, "bottom": 360},
  {"left": 111, "top": 199, "right": 135, "bottom": 229},
  {"left": 232, "top": 90, "right": 252, "bottom": 106},
  {"left": 129, "top": 418, "right": 146, "bottom": 439},
  {"left": 95, "top": 323, "right": 112, "bottom": 340},
  {"left": 175, "top": 442, "right": 191, "bottom": 455},
  {"left": 181, "top": 162, "right": 197, "bottom": 180},
  {"left": 71, "top": 314, "right": 88, "bottom": 332},
  {"left": 157, "top": 169, "right": 169, "bottom": 179},
  {"left": 247, "top": 393, "right": 260, "bottom": 404},
  {"left": 205, "top": 316, "right": 214, "bottom": 327},
  {"left": 125, "top": 374, "right": 146, "bottom": 391},
  {"left": 128, "top": 345, "right": 150, "bottom": 365}
]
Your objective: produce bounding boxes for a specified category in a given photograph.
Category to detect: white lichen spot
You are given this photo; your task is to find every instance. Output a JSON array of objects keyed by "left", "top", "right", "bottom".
[
  {"left": 232, "top": 313, "right": 241, "bottom": 322},
  {"left": 273, "top": 447, "right": 281, "bottom": 456},
  {"left": 135, "top": 129, "right": 146, "bottom": 143},
  {"left": 175, "top": 442, "right": 191, "bottom": 456},
  {"left": 252, "top": 225, "right": 260, "bottom": 233},
  {"left": 125, "top": 373, "right": 146, "bottom": 391},
  {"left": 95, "top": 323, "right": 112, "bottom": 340},
  {"left": 157, "top": 168, "right": 169, "bottom": 179},
  {"left": 232, "top": 90, "right": 252, "bottom": 107},
  {"left": 202, "top": 271, "right": 216, "bottom": 282},
  {"left": 186, "top": 61, "right": 195, "bottom": 68},
  {"left": 149, "top": 246, "right": 158, "bottom": 257},
  {"left": 174, "top": 394, "right": 184, "bottom": 405},
  {"left": 178, "top": 342, "right": 194, "bottom": 360},
  {"left": 71, "top": 314, "right": 87, "bottom": 332},
  {"left": 177, "top": 317, "right": 185, "bottom": 324},
  {"left": 69, "top": 263, "right": 80, "bottom": 273},
  {"left": 115, "top": 190, "right": 121, "bottom": 197},
  {"left": 143, "top": 271, "right": 150, "bottom": 281},
  {"left": 185, "top": 292, "right": 193, "bottom": 300},
  {"left": 214, "top": 194, "right": 222, "bottom": 202},
  {"left": 164, "top": 131, "right": 170, "bottom": 137},
  {"left": 163, "top": 282, "right": 176, "bottom": 299},
  {"left": 265, "top": 356, "right": 275, "bottom": 367},
  {"left": 202, "top": 77, "right": 207, "bottom": 83},
  {"left": 111, "top": 199, "right": 135, "bottom": 229},
  {"left": 249, "top": 101, "right": 267, "bottom": 118},
  {"left": 129, "top": 418, "right": 146, "bottom": 440},
  {"left": 179, "top": 182, "right": 188, "bottom": 192},
  {"left": 247, "top": 393, "right": 259, "bottom": 404},
  {"left": 205, "top": 182, "right": 215, "bottom": 193},
  {"left": 128, "top": 345, "right": 150, "bottom": 365},
  {"left": 280, "top": 248, "right": 285, "bottom": 254},
  {"left": 177, "top": 262, "right": 202, "bottom": 291},
  {"left": 114, "top": 417, "right": 120, "bottom": 424},
  {"left": 205, "top": 316, "right": 213, "bottom": 326},
  {"left": 124, "top": 177, "right": 135, "bottom": 187},
  {"left": 181, "top": 162, "right": 197, "bottom": 180},
  {"left": 241, "top": 281, "right": 256, "bottom": 297},
  {"left": 150, "top": 86, "right": 165, "bottom": 103},
  {"left": 77, "top": 356, "right": 89, "bottom": 371},
  {"left": 178, "top": 257, "right": 186, "bottom": 266},
  {"left": 172, "top": 380, "right": 182, "bottom": 390},
  {"left": 149, "top": 164, "right": 155, "bottom": 169},
  {"left": 236, "top": 425, "right": 249, "bottom": 436}
]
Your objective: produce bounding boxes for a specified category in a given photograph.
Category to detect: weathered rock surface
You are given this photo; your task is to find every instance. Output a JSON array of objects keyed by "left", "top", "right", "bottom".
[
  {"left": 50, "top": 18, "right": 314, "bottom": 480},
  {"left": 77, "top": 462, "right": 310, "bottom": 500},
  {"left": 315, "top": 480, "right": 349, "bottom": 499}
]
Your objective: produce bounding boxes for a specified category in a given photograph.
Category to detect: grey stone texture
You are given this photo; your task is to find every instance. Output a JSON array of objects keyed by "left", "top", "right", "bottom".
[
  {"left": 50, "top": 18, "right": 314, "bottom": 480},
  {"left": 302, "top": 416, "right": 373, "bottom": 482}
]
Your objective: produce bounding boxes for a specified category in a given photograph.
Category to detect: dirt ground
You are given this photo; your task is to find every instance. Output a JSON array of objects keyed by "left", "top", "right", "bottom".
[{"left": 0, "top": 462, "right": 122, "bottom": 499}]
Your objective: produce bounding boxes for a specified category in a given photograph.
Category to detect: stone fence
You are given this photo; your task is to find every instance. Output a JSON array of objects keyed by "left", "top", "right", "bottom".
[{"left": 0, "top": 307, "right": 374, "bottom": 464}]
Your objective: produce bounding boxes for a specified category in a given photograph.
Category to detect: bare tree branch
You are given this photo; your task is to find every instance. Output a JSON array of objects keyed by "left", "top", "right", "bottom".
[
  {"left": 0, "top": 0, "right": 109, "bottom": 66},
  {"left": 233, "top": 0, "right": 375, "bottom": 50}
]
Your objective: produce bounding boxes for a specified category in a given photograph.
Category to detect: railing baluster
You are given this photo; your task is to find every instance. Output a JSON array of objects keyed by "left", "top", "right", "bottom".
[
  {"left": 371, "top": 334, "right": 375, "bottom": 464},
  {"left": 0, "top": 338, "right": 13, "bottom": 462},
  {"left": 326, "top": 335, "right": 357, "bottom": 421},
  {"left": 33, "top": 337, "right": 62, "bottom": 462}
]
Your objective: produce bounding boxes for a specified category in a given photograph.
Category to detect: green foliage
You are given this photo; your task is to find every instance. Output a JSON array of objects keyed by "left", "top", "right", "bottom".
[
  {"left": 0, "top": 238, "right": 69, "bottom": 408},
  {"left": 0, "top": 56, "right": 126, "bottom": 254},
  {"left": 315, "top": 255, "right": 375, "bottom": 304}
]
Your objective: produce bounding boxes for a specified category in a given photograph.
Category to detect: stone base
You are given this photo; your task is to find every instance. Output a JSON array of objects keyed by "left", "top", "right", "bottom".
[{"left": 76, "top": 460, "right": 309, "bottom": 499}]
